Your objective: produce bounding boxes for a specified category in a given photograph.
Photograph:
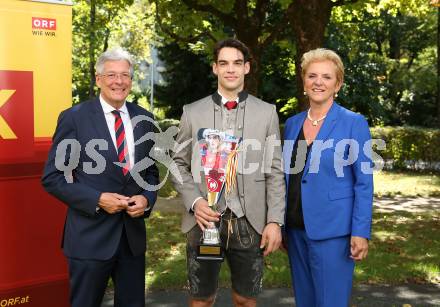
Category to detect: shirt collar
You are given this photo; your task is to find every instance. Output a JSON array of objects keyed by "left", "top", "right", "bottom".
[
  {"left": 99, "top": 95, "right": 128, "bottom": 115},
  {"left": 217, "top": 91, "right": 239, "bottom": 105}
]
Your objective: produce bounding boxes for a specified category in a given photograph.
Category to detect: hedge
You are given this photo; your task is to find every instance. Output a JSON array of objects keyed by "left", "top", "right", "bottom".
[{"left": 371, "top": 126, "right": 440, "bottom": 170}]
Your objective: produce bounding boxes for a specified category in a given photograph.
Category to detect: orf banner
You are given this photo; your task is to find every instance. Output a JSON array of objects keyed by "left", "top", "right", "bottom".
[{"left": 0, "top": 0, "right": 72, "bottom": 306}]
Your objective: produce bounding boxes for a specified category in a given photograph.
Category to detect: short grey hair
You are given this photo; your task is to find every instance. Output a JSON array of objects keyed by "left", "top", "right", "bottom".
[{"left": 95, "top": 47, "right": 134, "bottom": 77}]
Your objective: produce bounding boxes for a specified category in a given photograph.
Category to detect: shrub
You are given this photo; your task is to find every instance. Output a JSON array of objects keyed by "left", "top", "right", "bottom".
[{"left": 371, "top": 126, "right": 440, "bottom": 170}]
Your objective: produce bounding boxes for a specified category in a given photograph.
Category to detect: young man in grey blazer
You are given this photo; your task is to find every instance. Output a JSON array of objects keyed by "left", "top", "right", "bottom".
[{"left": 171, "top": 38, "right": 285, "bottom": 307}]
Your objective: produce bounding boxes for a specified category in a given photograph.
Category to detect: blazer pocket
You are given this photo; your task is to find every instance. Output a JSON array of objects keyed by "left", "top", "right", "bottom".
[
  {"left": 328, "top": 187, "right": 354, "bottom": 200},
  {"left": 254, "top": 177, "right": 266, "bottom": 182}
]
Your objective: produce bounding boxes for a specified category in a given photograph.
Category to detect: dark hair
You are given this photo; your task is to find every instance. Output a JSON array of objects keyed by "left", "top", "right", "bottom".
[{"left": 213, "top": 38, "right": 251, "bottom": 63}]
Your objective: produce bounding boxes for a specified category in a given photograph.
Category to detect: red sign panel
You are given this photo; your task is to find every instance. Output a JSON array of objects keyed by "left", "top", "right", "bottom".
[
  {"left": 32, "top": 17, "right": 56, "bottom": 30},
  {"left": 0, "top": 71, "right": 34, "bottom": 162}
]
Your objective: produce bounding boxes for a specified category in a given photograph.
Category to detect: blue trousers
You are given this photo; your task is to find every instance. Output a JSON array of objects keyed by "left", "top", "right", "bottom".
[{"left": 286, "top": 228, "right": 354, "bottom": 307}]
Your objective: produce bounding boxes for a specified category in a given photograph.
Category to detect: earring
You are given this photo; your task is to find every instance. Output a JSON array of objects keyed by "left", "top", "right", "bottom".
[
  {"left": 334, "top": 92, "right": 338, "bottom": 98},
  {"left": 303, "top": 91, "right": 307, "bottom": 96}
]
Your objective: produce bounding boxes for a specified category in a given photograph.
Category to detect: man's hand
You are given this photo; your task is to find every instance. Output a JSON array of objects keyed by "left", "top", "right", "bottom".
[
  {"left": 193, "top": 198, "right": 220, "bottom": 231},
  {"left": 98, "top": 193, "right": 129, "bottom": 214},
  {"left": 126, "top": 195, "right": 149, "bottom": 218},
  {"left": 260, "top": 223, "right": 282, "bottom": 256},
  {"left": 350, "top": 236, "right": 369, "bottom": 261}
]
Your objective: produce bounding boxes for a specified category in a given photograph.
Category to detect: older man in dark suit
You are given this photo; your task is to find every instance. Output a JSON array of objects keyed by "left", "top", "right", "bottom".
[{"left": 42, "top": 48, "right": 159, "bottom": 307}]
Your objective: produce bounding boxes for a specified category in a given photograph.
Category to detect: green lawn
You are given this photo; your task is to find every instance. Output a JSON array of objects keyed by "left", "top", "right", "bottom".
[
  {"left": 142, "top": 169, "right": 440, "bottom": 290},
  {"left": 159, "top": 166, "right": 440, "bottom": 199},
  {"left": 374, "top": 170, "right": 440, "bottom": 197},
  {"left": 356, "top": 210, "right": 439, "bottom": 285},
  {"left": 145, "top": 210, "right": 439, "bottom": 290},
  {"left": 157, "top": 164, "right": 178, "bottom": 198},
  {"left": 145, "top": 211, "right": 292, "bottom": 290}
]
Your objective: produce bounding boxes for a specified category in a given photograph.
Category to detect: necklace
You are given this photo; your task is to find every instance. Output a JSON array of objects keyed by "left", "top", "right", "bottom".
[{"left": 307, "top": 109, "right": 326, "bottom": 126}]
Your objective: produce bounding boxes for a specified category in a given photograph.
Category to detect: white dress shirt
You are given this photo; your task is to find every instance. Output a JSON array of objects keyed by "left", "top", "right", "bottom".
[{"left": 99, "top": 96, "right": 135, "bottom": 169}]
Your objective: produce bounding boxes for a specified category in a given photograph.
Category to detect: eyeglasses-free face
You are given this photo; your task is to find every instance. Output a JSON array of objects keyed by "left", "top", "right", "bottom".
[
  {"left": 213, "top": 47, "right": 250, "bottom": 97},
  {"left": 96, "top": 60, "right": 132, "bottom": 108},
  {"left": 303, "top": 60, "right": 341, "bottom": 106}
]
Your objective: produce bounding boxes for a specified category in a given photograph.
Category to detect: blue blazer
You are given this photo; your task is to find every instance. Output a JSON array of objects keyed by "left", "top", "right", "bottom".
[
  {"left": 42, "top": 98, "right": 159, "bottom": 260},
  {"left": 283, "top": 102, "right": 373, "bottom": 240}
]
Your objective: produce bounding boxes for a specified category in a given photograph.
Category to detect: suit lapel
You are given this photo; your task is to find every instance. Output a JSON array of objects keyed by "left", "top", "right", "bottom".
[
  {"left": 236, "top": 96, "right": 253, "bottom": 195},
  {"left": 89, "top": 99, "right": 119, "bottom": 161},
  {"left": 126, "top": 102, "right": 145, "bottom": 182},
  {"left": 314, "top": 102, "right": 340, "bottom": 142},
  {"left": 304, "top": 102, "right": 340, "bottom": 175},
  {"left": 126, "top": 103, "right": 141, "bottom": 164}
]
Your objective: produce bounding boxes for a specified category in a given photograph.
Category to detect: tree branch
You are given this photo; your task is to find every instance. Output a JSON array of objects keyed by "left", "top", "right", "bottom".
[
  {"left": 181, "top": 0, "right": 237, "bottom": 26},
  {"left": 155, "top": 0, "right": 210, "bottom": 44},
  {"left": 255, "top": 0, "right": 270, "bottom": 25},
  {"left": 261, "top": 2, "right": 294, "bottom": 49},
  {"left": 331, "top": 0, "right": 359, "bottom": 7},
  {"left": 234, "top": 0, "right": 249, "bottom": 20}
]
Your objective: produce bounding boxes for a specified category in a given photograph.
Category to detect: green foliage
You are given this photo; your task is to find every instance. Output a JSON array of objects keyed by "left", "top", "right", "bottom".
[
  {"left": 72, "top": 0, "right": 154, "bottom": 104},
  {"left": 328, "top": 0, "right": 438, "bottom": 127},
  {"left": 154, "top": 0, "right": 294, "bottom": 96},
  {"left": 71, "top": 0, "right": 438, "bottom": 127},
  {"left": 154, "top": 43, "right": 216, "bottom": 119},
  {"left": 260, "top": 40, "right": 297, "bottom": 120},
  {"left": 371, "top": 126, "right": 440, "bottom": 170}
]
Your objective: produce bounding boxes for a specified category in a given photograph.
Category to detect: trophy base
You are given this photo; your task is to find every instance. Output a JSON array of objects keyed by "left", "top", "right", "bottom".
[{"left": 196, "top": 243, "right": 224, "bottom": 261}]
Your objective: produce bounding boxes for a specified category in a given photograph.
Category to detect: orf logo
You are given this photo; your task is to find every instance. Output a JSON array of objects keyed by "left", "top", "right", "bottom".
[
  {"left": 32, "top": 17, "right": 56, "bottom": 30},
  {"left": 0, "top": 71, "right": 34, "bottom": 161}
]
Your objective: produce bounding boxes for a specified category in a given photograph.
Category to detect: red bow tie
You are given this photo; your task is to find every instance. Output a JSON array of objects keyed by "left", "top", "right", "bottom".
[{"left": 225, "top": 100, "right": 238, "bottom": 110}]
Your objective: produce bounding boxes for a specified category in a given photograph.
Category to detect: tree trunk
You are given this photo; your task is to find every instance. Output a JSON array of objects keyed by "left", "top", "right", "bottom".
[
  {"left": 437, "top": 7, "right": 440, "bottom": 127},
  {"left": 389, "top": 12, "right": 402, "bottom": 59},
  {"left": 290, "top": 0, "right": 333, "bottom": 111},
  {"left": 88, "top": 0, "right": 96, "bottom": 98},
  {"left": 245, "top": 53, "right": 260, "bottom": 96},
  {"left": 243, "top": 40, "right": 261, "bottom": 96},
  {"left": 234, "top": 4, "right": 262, "bottom": 97}
]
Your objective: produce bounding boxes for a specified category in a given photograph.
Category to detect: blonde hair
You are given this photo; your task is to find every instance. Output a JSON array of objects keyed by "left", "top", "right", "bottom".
[{"left": 301, "top": 48, "right": 344, "bottom": 85}]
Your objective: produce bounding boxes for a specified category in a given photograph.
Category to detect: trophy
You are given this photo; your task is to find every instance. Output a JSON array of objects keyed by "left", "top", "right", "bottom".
[{"left": 196, "top": 129, "right": 240, "bottom": 261}]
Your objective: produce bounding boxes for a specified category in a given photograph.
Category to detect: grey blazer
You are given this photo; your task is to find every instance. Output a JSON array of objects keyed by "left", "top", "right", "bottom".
[{"left": 171, "top": 92, "right": 285, "bottom": 234}]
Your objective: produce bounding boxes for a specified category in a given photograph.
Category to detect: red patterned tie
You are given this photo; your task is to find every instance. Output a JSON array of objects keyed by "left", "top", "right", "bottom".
[
  {"left": 111, "top": 110, "right": 129, "bottom": 175},
  {"left": 225, "top": 100, "right": 238, "bottom": 110}
]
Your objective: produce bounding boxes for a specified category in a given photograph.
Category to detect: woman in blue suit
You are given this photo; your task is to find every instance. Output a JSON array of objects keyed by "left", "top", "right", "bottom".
[{"left": 283, "top": 48, "right": 373, "bottom": 307}]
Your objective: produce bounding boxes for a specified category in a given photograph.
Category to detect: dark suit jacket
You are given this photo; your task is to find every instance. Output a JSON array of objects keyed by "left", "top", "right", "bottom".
[{"left": 42, "top": 98, "right": 159, "bottom": 260}]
